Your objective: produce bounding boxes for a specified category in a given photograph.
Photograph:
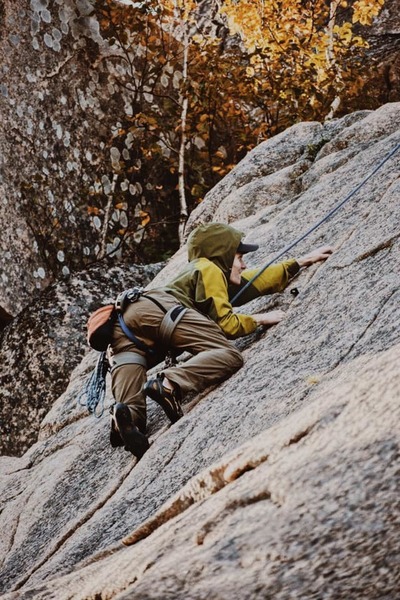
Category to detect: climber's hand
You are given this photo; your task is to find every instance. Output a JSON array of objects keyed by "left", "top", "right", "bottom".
[
  {"left": 297, "top": 245, "right": 333, "bottom": 267},
  {"left": 253, "top": 310, "right": 286, "bottom": 326}
]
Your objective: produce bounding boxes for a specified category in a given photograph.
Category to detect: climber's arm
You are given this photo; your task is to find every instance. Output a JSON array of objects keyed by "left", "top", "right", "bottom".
[
  {"left": 229, "top": 246, "right": 333, "bottom": 306},
  {"left": 296, "top": 245, "right": 333, "bottom": 267}
]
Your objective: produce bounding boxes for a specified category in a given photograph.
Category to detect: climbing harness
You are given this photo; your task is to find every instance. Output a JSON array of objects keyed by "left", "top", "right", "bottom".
[
  {"left": 79, "top": 288, "right": 187, "bottom": 417},
  {"left": 114, "top": 287, "right": 187, "bottom": 357},
  {"left": 231, "top": 140, "right": 400, "bottom": 305}
]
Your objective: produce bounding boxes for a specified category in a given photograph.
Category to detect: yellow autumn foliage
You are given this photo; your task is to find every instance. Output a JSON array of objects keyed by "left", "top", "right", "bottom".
[
  {"left": 220, "top": 0, "right": 383, "bottom": 95},
  {"left": 91, "top": 0, "right": 387, "bottom": 259},
  {"left": 353, "top": 0, "right": 385, "bottom": 25}
]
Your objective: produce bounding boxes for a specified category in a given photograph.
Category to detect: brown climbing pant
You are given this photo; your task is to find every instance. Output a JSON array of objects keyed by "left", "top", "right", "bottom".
[{"left": 110, "top": 290, "right": 243, "bottom": 429}]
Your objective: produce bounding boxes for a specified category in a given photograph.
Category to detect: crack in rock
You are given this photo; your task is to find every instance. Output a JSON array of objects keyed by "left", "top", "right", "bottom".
[
  {"left": 121, "top": 425, "right": 315, "bottom": 547},
  {"left": 121, "top": 462, "right": 230, "bottom": 547},
  {"left": 122, "top": 393, "right": 345, "bottom": 548},
  {"left": 11, "top": 460, "right": 136, "bottom": 592},
  {"left": 196, "top": 489, "right": 274, "bottom": 546},
  {"left": 44, "top": 54, "right": 74, "bottom": 78},
  {"left": 0, "top": 511, "right": 21, "bottom": 570},
  {"left": 354, "top": 234, "right": 399, "bottom": 263},
  {"left": 335, "top": 288, "right": 398, "bottom": 367},
  {"left": 287, "top": 426, "right": 314, "bottom": 446},
  {"left": 334, "top": 233, "right": 399, "bottom": 268}
]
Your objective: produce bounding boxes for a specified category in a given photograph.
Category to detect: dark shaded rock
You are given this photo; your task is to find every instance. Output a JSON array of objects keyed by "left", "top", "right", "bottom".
[
  {"left": 0, "top": 0, "right": 171, "bottom": 319},
  {"left": 0, "top": 305, "right": 13, "bottom": 330}
]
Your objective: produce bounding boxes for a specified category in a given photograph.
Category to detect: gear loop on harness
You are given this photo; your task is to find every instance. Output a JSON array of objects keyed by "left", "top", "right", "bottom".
[{"left": 109, "top": 351, "right": 148, "bottom": 372}]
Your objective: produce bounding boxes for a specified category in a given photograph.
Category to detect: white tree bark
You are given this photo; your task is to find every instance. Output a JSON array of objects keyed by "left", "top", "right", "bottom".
[
  {"left": 99, "top": 174, "right": 118, "bottom": 259},
  {"left": 178, "top": 30, "right": 189, "bottom": 245},
  {"left": 325, "top": 0, "right": 342, "bottom": 120}
]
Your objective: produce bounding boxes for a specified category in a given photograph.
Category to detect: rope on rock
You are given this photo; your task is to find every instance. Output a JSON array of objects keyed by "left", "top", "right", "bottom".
[
  {"left": 231, "top": 140, "right": 400, "bottom": 305},
  {"left": 78, "top": 351, "right": 110, "bottom": 418},
  {"left": 77, "top": 141, "right": 399, "bottom": 417}
]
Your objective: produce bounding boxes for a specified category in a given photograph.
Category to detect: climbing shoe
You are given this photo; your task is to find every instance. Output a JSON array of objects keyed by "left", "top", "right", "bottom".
[
  {"left": 143, "top": 376, "right": 183, "bottom": 424},
  {"left": 109, "top": 407, "right": 124, "bottom": 448},
  {"left": 111, "top": 403, "right": 150, "bottom": 460}
]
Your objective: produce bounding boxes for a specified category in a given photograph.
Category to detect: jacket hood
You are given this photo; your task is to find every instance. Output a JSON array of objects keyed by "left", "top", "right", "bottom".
[{"left": 187, "top": 223, "right": 243, "bottom": 274}]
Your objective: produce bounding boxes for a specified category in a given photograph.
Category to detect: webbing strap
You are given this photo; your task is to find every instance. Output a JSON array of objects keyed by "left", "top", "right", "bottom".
[
  {"left": 143, "top": 293, "right": 168, "bottom": 314},
  {"left": 117, "top": 313, "right": 156, "bottom": 356},
  {"left": 110, "top": 351, "right": 147, "bottom": 372},
  {"left": 159, "top": 305, "right": 188, "bottom": 347},
  {"left": 117, "top": 294, "right": 187, "bottom": 353}
]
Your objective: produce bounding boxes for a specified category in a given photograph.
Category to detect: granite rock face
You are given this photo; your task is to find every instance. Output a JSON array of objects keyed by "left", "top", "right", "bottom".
[
  {"left": 0, "top": 0, "right": 167, "bottom": 320},
  {"left": 0, "top": 103, "right": 399, "bottom": 599},
  {"left": 0, "top": 0, "right": 114, "bottom": 316}
]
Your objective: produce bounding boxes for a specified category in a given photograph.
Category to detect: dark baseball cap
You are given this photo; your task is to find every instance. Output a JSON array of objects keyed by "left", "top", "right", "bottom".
[{"left": 237, "top": 241, "right": 259, "bottom": 254}]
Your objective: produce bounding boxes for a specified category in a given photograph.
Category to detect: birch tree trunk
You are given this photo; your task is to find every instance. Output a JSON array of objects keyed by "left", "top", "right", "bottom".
[
  {"left": 325, "top": 0, "right": 342, "bottom": 119},
  {"left": 99, "top": 174, "right": 118, "bottom": 259},
  {"left": 178, "top": 29, "right": 189, "bottom": 245}
]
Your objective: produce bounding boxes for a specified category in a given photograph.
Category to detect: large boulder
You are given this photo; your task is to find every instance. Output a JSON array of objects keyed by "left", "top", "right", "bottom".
[
  {"left": 0, "top": 0, "right": 173, "bottom": 319},
  {"left": 366, "top": 0, "right": 400, "bottom": 101},
  {"left": 0, "top": 102, "right": 399, "bottom": 598},
  {"left": 0, "top": 0, "right": 115, "bottom": 316}
]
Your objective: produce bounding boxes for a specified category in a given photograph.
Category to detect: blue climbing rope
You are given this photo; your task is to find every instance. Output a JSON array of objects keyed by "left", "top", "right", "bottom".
[
  {"left": 78, "top": 351, "right": 110, "bottom": 418},
  {"left": 231, "top": 140, "right": 400, "bottom": 305},
  {"left": 77, "top": 140, "right": 399, "bottom": 417}
]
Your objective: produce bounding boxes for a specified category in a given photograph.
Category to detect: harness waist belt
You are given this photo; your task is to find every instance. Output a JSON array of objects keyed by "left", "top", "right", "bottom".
[{"left": 110, "top": 351, "right": 147, "bottom": 372}]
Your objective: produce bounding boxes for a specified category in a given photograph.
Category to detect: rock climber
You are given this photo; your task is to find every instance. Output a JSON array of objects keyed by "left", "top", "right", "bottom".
[{"left": 109, "top": 222, "right": 332, "bottom": 459}]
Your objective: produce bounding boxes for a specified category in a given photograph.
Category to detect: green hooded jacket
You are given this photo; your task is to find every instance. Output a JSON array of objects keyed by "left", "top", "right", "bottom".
[{"left": 163, "top": 223, "right": 299, "bottom": 339}]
